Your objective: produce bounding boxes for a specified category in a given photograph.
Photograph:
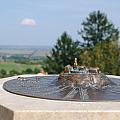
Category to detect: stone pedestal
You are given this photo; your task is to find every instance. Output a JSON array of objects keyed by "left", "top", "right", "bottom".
[{"left": 0, "top": 75, "right": 120, "bottom": 120}]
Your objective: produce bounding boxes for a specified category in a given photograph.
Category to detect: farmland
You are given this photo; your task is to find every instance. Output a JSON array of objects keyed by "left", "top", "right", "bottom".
[
  {"left": 0, "top": 61, "right": 41, "bottom": 73},
  {"left": 0, "top": 46, "right": 51, "bottom": 77}
]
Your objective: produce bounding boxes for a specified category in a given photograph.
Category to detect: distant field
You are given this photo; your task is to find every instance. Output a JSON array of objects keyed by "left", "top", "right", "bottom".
[
  {"left": 0, "top": 46, "right": 51, "bottom": 57},
  {"left": 0, "top": 61, "right": 41, "bottom": 73}
]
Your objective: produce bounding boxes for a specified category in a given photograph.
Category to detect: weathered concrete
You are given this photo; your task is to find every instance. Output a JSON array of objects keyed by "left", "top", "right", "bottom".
[{"left": 0, "top": 75, "right": 120, "bottom": 120}]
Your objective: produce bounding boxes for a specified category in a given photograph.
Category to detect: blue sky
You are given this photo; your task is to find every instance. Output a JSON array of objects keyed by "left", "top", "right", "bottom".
[{"left": 0, "top": 0, "right": 120, "bottom": 46}]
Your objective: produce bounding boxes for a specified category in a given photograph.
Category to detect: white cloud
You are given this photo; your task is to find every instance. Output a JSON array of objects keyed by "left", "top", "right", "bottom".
[{"left": 20, "top": 18, "right": 37, "bottom": 26}]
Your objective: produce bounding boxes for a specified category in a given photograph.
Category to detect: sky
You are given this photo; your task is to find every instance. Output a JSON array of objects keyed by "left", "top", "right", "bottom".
[{"left": 0, "top": 0, "right": 120, "bottom": 46}]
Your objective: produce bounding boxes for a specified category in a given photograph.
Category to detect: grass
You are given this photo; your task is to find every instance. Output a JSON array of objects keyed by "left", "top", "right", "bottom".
[{"left": 0, "top": 61, "right": 41, "bottom": 73}]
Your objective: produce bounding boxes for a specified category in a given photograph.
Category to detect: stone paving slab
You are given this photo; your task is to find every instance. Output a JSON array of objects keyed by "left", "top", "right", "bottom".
[{"left": 0, "top": 74, "right": 120, "bottom": 120}]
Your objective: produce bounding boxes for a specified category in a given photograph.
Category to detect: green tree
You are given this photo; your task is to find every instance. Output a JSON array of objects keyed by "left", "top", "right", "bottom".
[
  {"left": 9, "top": 70, "right": 20, "bottom": 76},
  {"left": 78, "top": 10, "right": 120, "bottom": 75},
  {"left": 43, "top": 32, "right": 81, "bottom": 74},
  {"left": 34, "top": 68, "right": 40, "bottom": 74},
  {"left": 24, "top": 68, "right": 33, "bottom": 74},
  {"left": 0, "top": 69, "right": 7, "bottom": 78},
  {"left": 79, "top": 10, "right": 119, "bottom": 48},
  {"left": 80, "top": 39, "right": 120, "bottom": 75}
]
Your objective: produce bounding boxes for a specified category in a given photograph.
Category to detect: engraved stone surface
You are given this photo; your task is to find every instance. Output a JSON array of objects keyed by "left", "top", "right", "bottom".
[
  {"left": 1, "top": 75, "right": 120, "bottom": 120},
  {"left": 3, "top": 75, "right": 120, "bottom": 101}
]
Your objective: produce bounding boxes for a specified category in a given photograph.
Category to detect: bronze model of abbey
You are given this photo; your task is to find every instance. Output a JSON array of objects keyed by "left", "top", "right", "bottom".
[{"left": 58, "top": 58, "right": 111, "bottom": 90}]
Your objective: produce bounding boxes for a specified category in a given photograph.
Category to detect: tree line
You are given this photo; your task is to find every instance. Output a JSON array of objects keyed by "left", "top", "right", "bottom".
[
  {"left": 43, "top": 10, "right": 120, "bottom": 75},
  {"left": 0, "top": 68, "right": 41, "bottom": 78}
]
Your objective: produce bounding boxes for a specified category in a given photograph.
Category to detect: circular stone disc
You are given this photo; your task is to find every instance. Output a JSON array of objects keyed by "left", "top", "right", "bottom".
[{"left": 3, "top": 76, "right": 120, "bottom": 101}]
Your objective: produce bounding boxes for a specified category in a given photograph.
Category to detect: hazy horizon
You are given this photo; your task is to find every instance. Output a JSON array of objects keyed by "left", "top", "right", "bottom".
[{"left": 0, "top": 45, "right": 52, "bottom": 50}]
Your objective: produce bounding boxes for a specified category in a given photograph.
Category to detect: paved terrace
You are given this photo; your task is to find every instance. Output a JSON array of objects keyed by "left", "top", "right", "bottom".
[{"left": 0, "top": 74, "right": 120, "bottom": 120}]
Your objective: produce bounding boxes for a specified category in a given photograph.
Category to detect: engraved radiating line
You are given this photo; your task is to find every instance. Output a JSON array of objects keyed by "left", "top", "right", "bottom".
[
  {"left": 43, "top": 85, "right": 70, "bottom": 96},
  {"left": 78, "top": 87, "right": 84, "bottom": 100},
  {"left": 83, "top": 89, "right": 89, "bottom": 100},
  {"left": 38, "top": 85, "right": 63, "bottom": 92},
  {"left": 63, "top": 87, "right": 78, "bottom": 99},
  {"left": 78, "top": 87, "right": 89, "bottom": 100}
]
